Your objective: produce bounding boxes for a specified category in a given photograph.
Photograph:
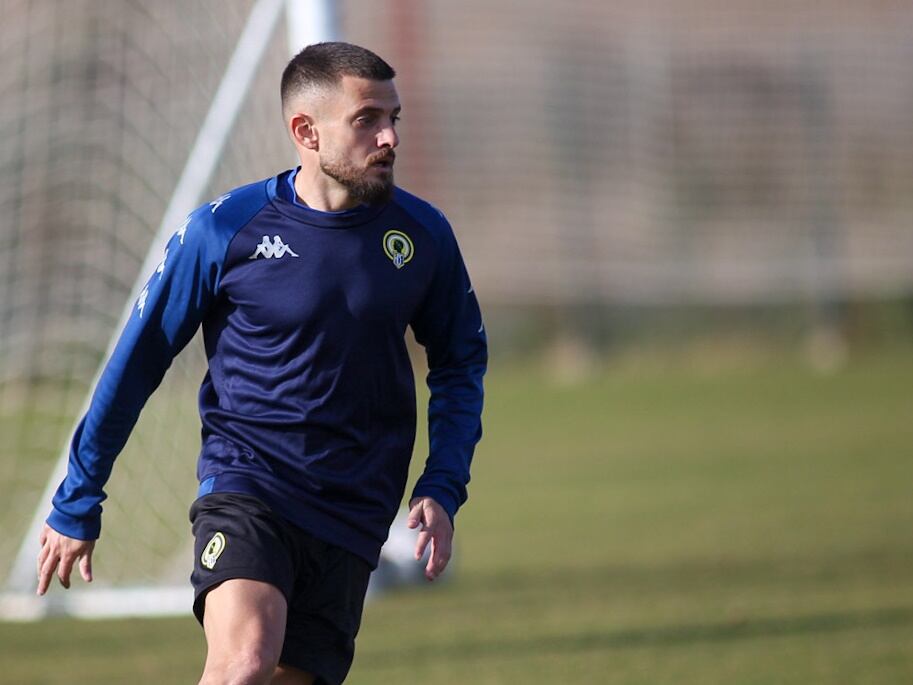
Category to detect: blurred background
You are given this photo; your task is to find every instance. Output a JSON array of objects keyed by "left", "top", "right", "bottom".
[{"left": 1, "top": 1, "right": 912, "bottom": 683}]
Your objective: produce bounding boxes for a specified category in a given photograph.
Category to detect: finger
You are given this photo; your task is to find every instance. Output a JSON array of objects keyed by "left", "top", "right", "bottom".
[
  {"left": 37, "top": 540, "right": 50, "bottom": 577},
  {"left": 406, "top": 500, "right": 424, "bottom": 529},
  {"left": 427, "top": 532, "right": 452, "bottom": 580},
  {"left": 37, "top": 553, "right": 59, "bottom": 596},
  {"left": 39, "top": 525, "right": 48, "bottom": 546},
  {"left": 79, "top": 550, "right": 93, "bottom": 583},
  {"left": 425, "top": 537, "right": 437, "bottom": 580},
  {"left": 414, "top": 529, "right": 432, "bottom": 561},
  {"left": 57, "top": 553, "right": 75, "bottom": 590}
]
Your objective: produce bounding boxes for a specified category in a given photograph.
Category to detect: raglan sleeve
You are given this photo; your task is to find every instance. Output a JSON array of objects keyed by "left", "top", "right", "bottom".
[
  {"left": 409, "top": 215, "right": 488, "bottom": 522},
  {"left": 46, "top": 209, "right": 224, "bottom": 540}
]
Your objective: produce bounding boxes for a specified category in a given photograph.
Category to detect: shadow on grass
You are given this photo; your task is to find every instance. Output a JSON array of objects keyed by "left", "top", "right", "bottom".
[{"left": 358, "top": 605, "right": 913, "bottom": 666}]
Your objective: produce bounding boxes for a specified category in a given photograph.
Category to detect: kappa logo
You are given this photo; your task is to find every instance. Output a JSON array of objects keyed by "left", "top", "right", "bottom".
[
  {"left": 136, "top": 245, "right": 170, "bottom": 318},
  {"left": 175, "top": 216, "right": 191, "bottom": 245},
  {"left": 249, "top": 235, "right": 300, "bottom": 260},
  {"left": 155, "top": 248, "right": 169, "bottom": 279},
  {"left": 136, "top": 286, "right": 149, "bottom": 318},
  {"left": 383, "top": 230, "right": 414, "bottom": 269},
  {"left": 201, "top": 532, "right": 227, "bottom": 570},
  {"left": 209, "top": 193, "right": 231, "bottom": 213}
]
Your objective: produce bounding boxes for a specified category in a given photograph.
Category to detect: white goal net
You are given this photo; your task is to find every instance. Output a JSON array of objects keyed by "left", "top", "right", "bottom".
[
  {"left": 3, "top": 0, "right": 913, "bottom": 618},
  {"left": 0, "top": 0, "right": 333, "bottom": 619}
]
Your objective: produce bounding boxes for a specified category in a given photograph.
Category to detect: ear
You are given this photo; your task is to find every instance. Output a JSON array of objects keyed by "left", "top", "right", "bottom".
[{"left": 289, "top": 112, "right": 319, "bottom": 151}]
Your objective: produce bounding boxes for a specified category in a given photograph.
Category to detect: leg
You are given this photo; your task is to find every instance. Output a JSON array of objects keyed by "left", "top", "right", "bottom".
[
  {"left": 277, "top": 534, "right": 372, "bottom": 685},
  {"left": 271, "top": 665, "right": 316, "bottom": 684},
  {"left": 198, "top": 578, "right": 288, "bottom": 685}
]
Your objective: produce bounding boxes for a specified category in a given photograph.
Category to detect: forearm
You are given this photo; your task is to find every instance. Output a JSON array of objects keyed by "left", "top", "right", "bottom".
[
  {"left": 411, "top": 358, "right": 486, "bottom": 520},
  {"left": 49, "top": 332, "right": 173, "bottom": 538},
  {"left": 47, "top": 212, "right": 217, "bottom": 537}
]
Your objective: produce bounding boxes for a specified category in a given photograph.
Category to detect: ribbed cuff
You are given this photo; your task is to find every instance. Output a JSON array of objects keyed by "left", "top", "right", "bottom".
[{"left": 46, "top": 508, "right": 101, "bottom": 541}]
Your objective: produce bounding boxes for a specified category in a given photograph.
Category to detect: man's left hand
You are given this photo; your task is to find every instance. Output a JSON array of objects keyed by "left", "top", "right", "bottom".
[{"left": 407, "top": 497, "right": 452, "bottom": 581}]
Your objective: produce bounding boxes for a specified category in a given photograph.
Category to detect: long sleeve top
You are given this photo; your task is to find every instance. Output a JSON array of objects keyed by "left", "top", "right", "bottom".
[{"left": 47, "top": 168, "right": 487, "bottom": 567}]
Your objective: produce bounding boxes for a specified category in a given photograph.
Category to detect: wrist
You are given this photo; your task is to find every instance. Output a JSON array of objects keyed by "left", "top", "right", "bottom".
[
  {"left": 46, "top": 508, "right": 100, "bottom": 541},
  {"left": 410, "top": 486, "right": 458, "bottom": 523}
]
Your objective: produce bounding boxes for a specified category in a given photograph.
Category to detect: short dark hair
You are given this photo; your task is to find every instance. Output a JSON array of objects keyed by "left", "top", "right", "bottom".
[{"left": 281, "top": 42, "right": 396, "bottom": 110}]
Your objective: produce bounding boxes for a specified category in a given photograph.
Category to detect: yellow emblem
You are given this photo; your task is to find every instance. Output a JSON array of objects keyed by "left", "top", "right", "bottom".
[
  {"left": 383, "top": 230, "right": 414, "bottom": 269},
  {"left": 201, "top": 532, "right": 226, "bottom": 570}
]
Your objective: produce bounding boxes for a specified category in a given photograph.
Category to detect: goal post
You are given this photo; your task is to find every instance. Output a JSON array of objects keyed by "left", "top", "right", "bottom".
[{"left": 0, "top": 0, "right": 335, "bottom": 621}]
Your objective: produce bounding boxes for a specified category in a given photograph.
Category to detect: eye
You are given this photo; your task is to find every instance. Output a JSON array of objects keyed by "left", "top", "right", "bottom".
[{"left": 391, "top": 115, "right": 401, "bottom": 125}]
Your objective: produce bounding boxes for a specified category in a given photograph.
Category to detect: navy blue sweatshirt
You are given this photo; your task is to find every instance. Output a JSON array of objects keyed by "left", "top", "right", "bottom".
[{"left": 47, "top": 169, "right": 487, "bottom": 566}]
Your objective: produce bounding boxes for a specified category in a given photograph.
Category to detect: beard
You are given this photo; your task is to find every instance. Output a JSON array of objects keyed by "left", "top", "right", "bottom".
[{"left": 319, "top": 149, "right": 395, "bottom": 206}]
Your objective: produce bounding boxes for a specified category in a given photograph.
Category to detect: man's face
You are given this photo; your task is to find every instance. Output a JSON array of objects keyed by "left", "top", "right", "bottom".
[{"left": 317, "top": 75, "right": 401, "bottom": 205}]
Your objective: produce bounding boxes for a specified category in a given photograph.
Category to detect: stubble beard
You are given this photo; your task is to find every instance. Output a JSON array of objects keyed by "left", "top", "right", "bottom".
[{"left": 319, "top": 151, "right": 395, "bottom": 206}]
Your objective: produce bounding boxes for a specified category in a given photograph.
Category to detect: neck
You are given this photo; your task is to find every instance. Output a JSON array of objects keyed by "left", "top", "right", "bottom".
[{"left": 294, "top": 163, "right": 359, "bottom": 212}]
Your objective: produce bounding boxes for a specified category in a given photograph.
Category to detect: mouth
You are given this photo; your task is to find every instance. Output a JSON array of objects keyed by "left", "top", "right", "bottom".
[{"left": 369, "top": 152, "right": 396, "bottom": 170}]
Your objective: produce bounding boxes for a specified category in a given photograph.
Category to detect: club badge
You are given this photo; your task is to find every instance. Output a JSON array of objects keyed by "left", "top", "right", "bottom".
[
  {"left": 383, "top": 230, "right": 414, "bottom": 269},
  {"left": 201, "top": 532, "right": 226, "bottom": 570}
]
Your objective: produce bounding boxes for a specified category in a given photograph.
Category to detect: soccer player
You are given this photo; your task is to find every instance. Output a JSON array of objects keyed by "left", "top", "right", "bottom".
[{"left": 35, "top": 42, "right": 486, "bottom": 685}]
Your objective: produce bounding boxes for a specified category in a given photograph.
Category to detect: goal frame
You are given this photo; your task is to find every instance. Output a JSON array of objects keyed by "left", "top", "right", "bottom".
[{"left": 0, "top": 0, "right": 337, "bottom": 621}]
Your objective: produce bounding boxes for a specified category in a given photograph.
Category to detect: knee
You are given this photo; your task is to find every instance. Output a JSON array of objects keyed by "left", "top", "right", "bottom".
[{"left": 200, "top": 648, "right": 279, "bottom": 685}]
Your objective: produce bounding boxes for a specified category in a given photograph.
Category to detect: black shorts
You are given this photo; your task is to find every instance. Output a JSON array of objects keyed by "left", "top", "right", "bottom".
[{"left": 190, "top": 492, "right": 372, "bottom": 685}]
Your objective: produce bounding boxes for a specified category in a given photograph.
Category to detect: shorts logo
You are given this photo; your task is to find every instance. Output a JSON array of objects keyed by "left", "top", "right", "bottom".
[
  {"left": 201, "top": 532, "right": 227, "bottom": 570},
  {"left": 382, "top": 230, "right": 414, "bottom": 269}
]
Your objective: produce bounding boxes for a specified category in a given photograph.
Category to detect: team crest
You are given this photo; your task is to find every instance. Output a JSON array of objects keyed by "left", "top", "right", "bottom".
[
  {"left": 201, "top": 532, "right": 226, "bottom": 570},
  {"left": 383, "top": 230, "right": 414, "bottom": 269}
]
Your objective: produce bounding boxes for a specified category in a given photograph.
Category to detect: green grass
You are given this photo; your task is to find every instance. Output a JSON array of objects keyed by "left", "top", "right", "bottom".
[{"left": 3, "top": 350, "right": 913, "bottom": 684}]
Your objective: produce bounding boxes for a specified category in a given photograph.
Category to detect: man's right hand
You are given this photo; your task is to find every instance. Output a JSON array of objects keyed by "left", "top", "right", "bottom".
[{"left": 36, "top": 523, "right": 95, "bottom": 596}]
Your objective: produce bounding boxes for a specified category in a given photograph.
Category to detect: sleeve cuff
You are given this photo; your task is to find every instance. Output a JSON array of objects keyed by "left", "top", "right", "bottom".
[
  {"left": 46, "top": 508, "right": 101, "bottom": 541},
  {"left": 410, "top": 485, "right": 461, "bottom": 524}
]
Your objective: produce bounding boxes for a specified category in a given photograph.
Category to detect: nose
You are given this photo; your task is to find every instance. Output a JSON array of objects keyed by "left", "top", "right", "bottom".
[{"left": 378, "top": 124, "right": 399, "bottom": 149}]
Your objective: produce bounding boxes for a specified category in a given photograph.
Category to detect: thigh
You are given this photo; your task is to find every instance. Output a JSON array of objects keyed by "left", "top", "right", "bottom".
[
  {"left": 203, "top": 578, "right": 288, "bottom": 667},
  {"left": 190, "top": 492, "right": 296, "bottom": 624},
  {"left": 279, "top": 535, "right": 372, "bottom": 685},
  {"left": 190, "top": 494, "right": 307, "bottom": 683}
]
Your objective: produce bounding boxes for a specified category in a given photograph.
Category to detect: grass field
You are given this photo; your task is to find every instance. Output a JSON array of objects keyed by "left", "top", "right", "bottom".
[{"left": 2, "top": 347, "right": 913, "bottom": 684}]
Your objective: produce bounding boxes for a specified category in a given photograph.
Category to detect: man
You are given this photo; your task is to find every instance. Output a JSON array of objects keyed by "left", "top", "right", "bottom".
[{"left": 36, "top": 42, "right": 486, "bottom": 685}]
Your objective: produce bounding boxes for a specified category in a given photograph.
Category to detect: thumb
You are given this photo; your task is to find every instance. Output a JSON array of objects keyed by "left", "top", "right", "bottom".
[{"left": 407, "top": 499, "right": 424, "bottom": 529}]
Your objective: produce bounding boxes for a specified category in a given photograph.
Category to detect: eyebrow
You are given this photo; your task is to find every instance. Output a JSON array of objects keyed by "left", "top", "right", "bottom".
[{"left": 352, "top": 105, "right": 402, "bottom": 118}]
